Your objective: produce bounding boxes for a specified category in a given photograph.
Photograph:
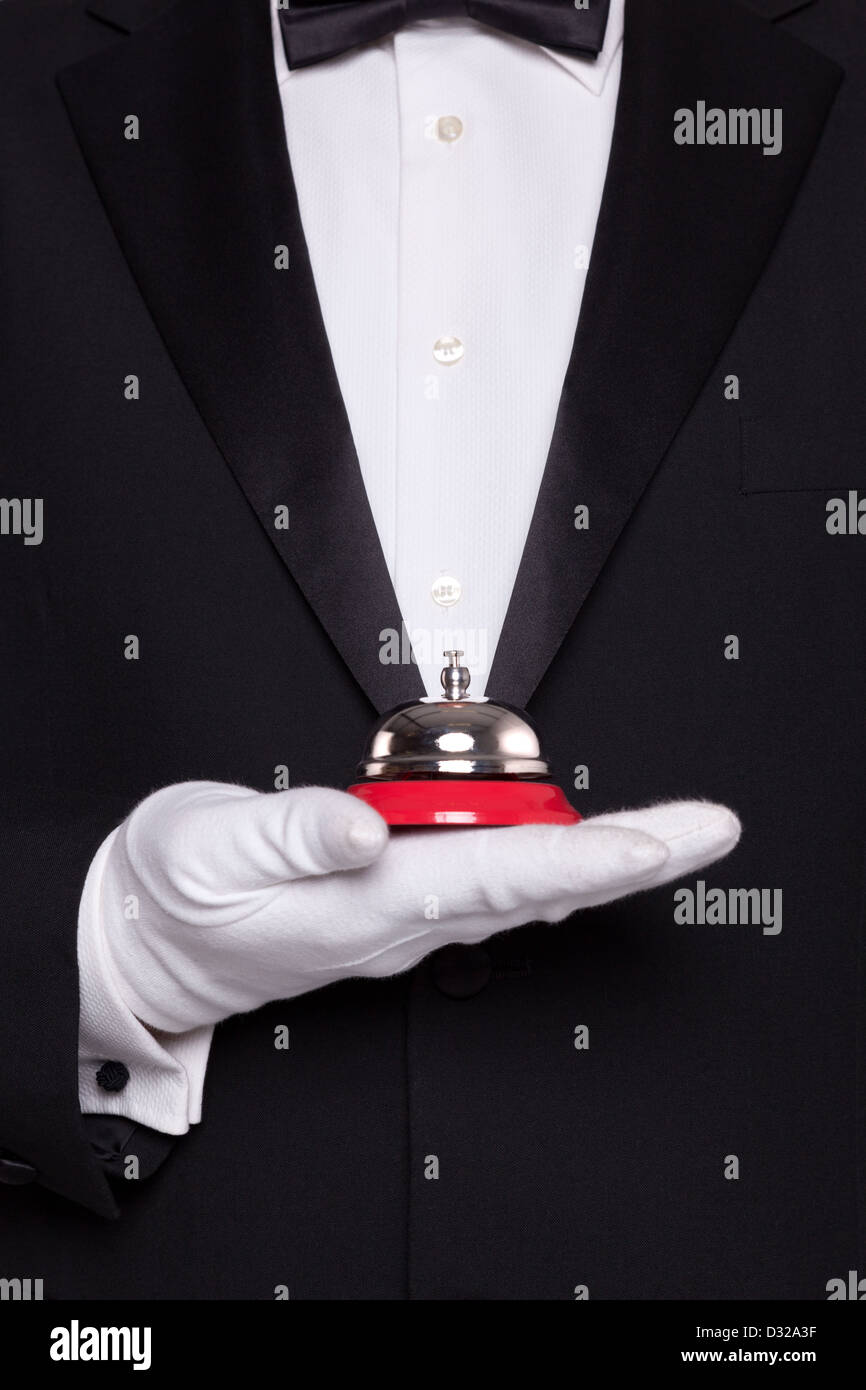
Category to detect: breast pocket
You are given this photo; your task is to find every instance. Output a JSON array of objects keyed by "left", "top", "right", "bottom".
[{"left": 739, "top": 416, "right": 866, "bottom": 494}]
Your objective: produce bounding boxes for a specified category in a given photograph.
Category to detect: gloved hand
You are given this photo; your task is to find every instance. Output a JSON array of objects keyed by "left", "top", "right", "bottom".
[{"left": 97, "top": 782, "right": 741, "bottom": 1034}]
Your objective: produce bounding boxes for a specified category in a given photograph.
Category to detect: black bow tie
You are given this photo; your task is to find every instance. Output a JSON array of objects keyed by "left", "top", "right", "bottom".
[{"left": 278, "top": 0, "right": 611, "bottom": 71}]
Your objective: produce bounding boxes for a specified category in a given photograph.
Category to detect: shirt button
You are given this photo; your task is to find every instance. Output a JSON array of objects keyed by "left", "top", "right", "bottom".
[
  {"left": 431, "top": 574, "right": 462, "bottom": 607},
  {"left": 436, "top": 115, "right": 464, "bottom": 143},
  {"left": 432, "top": 335, "right": 464, "bottom": 365}
]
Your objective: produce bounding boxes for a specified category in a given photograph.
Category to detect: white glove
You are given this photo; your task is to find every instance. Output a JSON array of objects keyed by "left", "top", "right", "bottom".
[{"left": 95, "top": 782, "right": 741, "bottom": 1036}]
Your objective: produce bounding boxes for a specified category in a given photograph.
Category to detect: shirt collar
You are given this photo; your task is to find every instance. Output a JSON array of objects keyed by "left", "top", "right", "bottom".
[
  {"left": 272, "top": 0, "right": 625, "bottom": 94},
  {"left": 543, "top": 0, "right": 624, "bottom": 97}
]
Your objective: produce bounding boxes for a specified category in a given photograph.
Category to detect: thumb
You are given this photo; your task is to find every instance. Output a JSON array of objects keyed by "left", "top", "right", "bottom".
[{"left": 125, "top": 781, "right": 389, "bottom": 898}]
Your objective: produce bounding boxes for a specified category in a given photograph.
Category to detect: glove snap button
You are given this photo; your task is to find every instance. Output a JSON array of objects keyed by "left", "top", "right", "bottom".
[{"left": 429, "top": 944, "right": 492, "bottom": 999}]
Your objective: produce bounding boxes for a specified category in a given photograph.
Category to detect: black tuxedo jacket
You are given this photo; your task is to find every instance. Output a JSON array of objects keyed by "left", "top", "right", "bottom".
[{"left": 1, "top": 0, "right": 863, "bottom": 1299}]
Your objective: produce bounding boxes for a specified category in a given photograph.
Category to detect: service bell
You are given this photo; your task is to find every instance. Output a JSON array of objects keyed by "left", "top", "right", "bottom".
[{"left": 347, "top": 651, "right": 580, "bottom": 826}]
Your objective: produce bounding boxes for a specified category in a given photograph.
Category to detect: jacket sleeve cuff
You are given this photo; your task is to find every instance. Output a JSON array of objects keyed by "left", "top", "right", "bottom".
[{"left": 80, "top": 1114, "right": 180, "bottom": 1183}]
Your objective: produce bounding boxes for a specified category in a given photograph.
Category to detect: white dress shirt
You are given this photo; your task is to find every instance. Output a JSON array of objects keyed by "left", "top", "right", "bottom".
[
  {"left": 77, "top": 0, "right": 624, "bottom": 1132},
  {"left": 275, "top": 3, "right": 623, "bottom": 697}
]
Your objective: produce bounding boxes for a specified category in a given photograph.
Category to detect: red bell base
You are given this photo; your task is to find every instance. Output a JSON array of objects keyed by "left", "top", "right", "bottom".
[{"left": 347, "top": 779, "right": 581, "bottom": 827}]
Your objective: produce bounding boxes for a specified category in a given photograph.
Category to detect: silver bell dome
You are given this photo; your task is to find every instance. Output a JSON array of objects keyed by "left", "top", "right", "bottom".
[{"left": 355, "top": 651, "right": 551, "bottom": 782}]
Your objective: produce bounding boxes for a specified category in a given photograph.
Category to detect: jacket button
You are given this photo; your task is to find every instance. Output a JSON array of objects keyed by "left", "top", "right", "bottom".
[
  {"left": 429, "top": 944, "right": 492, "bottom": 999},
  {"left": 0, "top": 1152, "right": 38, "bottom": 1185}
]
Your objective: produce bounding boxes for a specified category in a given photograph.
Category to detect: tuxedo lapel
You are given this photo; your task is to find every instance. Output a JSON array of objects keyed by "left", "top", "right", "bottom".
[
  {"left": 60, "top": 0, "right": 422, "bottom": 713},
  {"left": 60, "top": 0, "right": 841, "bottom": 716},
  {"left": 489, "top": 0, "right": 842, "bottom": 708}
]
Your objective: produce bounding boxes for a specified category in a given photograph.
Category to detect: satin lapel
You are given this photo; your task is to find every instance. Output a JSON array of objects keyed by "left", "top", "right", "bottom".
[
  {"left": 489, "top": 0, "right": 841, "bottom": 708},
  {"left": 60, "top": 0, "right": 422, "bottom": 713}
]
